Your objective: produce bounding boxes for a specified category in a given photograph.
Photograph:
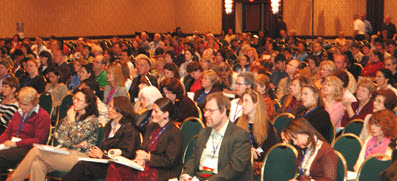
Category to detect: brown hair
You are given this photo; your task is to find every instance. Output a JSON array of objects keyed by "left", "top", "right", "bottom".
[
  {"left": 373, "top": 89, "right": 397, "bottom": 111},
  {"left": 113, "top": 96, "right": 136, "bottom": 124},
  {"left": 285, "top": 118, "right": 326, "bottom": 149},
  {"left": 368, "top": 109, "right": 397, "bottom": 138},
  {"left": 206, "top": 92, "right": 231, "bottom": 116}
]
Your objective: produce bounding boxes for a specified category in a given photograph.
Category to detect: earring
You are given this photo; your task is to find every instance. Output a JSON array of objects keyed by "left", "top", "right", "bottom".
[{"left": 307, "top": 134, "right": 309, "bottom": 138}]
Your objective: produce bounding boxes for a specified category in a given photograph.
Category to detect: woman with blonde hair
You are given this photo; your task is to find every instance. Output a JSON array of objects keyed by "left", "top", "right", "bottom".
[
  {"left": 103, "top": 65, "right": 127, "bottom": 105},
  {"left": 219, "top": 63, "right": 237, "bottom": 94},
  {"left": 246, "top": 47, "right": 259, "bottom": 66},
  {"left": 314, "top": 60, "right": 336, "bottom": 89},
  {"left": 236, "top": 89, "right": 279, "bottom": 177},
  {"left": 322, "top": 76, "right": 345, "bottom": 129}
]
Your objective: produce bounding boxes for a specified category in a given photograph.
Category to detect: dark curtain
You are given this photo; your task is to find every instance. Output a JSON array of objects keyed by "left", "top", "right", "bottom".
[
  {"left": 366, "top": 0, "right": 384, "bottom": 35},
  {"left": 222, "top": 1, "right": 236, "bottom": 33}
]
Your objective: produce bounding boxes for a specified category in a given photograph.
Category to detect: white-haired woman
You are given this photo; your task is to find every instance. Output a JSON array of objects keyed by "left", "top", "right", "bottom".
[{"left": 135, "top": 86, "right": 163, "bottom": 133}]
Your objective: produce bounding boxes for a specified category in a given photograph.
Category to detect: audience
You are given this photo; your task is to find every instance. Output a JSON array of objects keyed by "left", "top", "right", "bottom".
[
  {"left": 45, "top": 67, "right": 68, "bottom": 108},
  {"left": 103, "top": 65, "right": 127, "bottom": 105},
  {"left": 0, "top": 77, "right": 19, "bottom": 134}
]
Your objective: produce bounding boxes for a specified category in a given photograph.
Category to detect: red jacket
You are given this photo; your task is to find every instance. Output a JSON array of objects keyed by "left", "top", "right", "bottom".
[{"left": 0, "top": 106, "right": 51, "bottom": 149}]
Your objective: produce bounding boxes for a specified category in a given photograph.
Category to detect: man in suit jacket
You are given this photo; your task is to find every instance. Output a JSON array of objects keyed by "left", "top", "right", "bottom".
[{"left": 181, "top": 92, "right": 252, "bottom": 181}]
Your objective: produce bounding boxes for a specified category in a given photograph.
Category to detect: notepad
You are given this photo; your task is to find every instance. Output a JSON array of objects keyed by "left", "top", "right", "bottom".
[
  {"left": 78, "top": 157, "right": 110, "bottom": 164},
  {"left": 0, "top": 144, "right": 10, "bottom": 151},
  {"left": 110, "top": 155, "right": 145, "bottom": 171}
]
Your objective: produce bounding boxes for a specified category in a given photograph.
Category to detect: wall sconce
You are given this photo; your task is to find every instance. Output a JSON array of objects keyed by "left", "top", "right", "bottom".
[
  {"left": 225, "top": 0, "right": 233, "bottom": 14},
  {"left": 271, "top": 0, "right": 281, "bottom": 14}
]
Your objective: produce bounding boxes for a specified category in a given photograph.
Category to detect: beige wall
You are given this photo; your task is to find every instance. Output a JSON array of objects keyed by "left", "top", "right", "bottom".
[
  {"left": 385, "top": 0, "right": 397, "bottom": 27},
  {"left": 283, "top": 0, "right": 366, "bottom": 36},
  {"left": 0, "top": 0, "right": 222, "bottom": 38},
  {"left": 175, "top": 0, "right": 222, "bottom": 34}
]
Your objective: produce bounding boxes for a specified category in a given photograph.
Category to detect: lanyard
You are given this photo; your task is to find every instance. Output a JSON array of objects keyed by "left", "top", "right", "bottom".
[
  {"left": 147, "top": 123, "right": 169, "bottom": 152},
  {"left": 233, "top": 99, "right": 243, "bottom": 122},
  {"left": 106, "top": 88, "right": 116, "bottom": 104},
  {"left": 1, "top": 97, "right": 15, "bottom": 105},
  {"left": 302, "top": 106, "right": 318, "bottom": 118},
  {"left": 16, "top": 110, "right": 34, "bottom": 137},
  {"left": 139, "top": 113, "right": 152, "bottom": 128},
  {"left": 288, "top": 100, "right": 300, "bottom": 113},
  {"left": 299, "top": 138, "right": 317, "bottom": 175},
  {"left": 355, "top": 103, "right": 361, "bottom": 116},
  {"left": 365, "top": 139, "right": 383, "bottom": 158},
  {"left": 248, "top": 123, "right": 254, "bottom": 147},
  {"left": 211, "top": 133, "right": 224, "bottom": 158}
]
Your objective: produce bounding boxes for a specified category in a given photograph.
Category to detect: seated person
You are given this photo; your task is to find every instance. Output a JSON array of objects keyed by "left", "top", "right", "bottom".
[
  {"left": 181, "top": 92, "right": 252, "bottom": 181},
  {"left": 342, "top": 78, "right": 375, "bottom": 126},
  {"left": 0, "top": 87, "right": 50, "bottom": 174},
  {"left": 284, "top": 118, "right": 337, "bottom": 181},
  {"left": 103, "top": 65, "right": 128, "bottom": 105},
  {"left": 236, "top": 89, "right": 280, "bottom": 177},
  {"left": 106, "top": 97, "right": 183, "bottom": 181},
  {"left": 160, "top": 78, "right": 198, "bottom": 123},
  {"left": 0, "top": 77, "right": 20, "bottom": 134},
  {"left": 229, "top": 72, "right": 255, "bottom": 122},
  {"left": 134, "top": 86, "right": 163, "bottom": 133},
  {"left": 45, "top": 67, "right": 68, "bottom": 108},
  {"left": 18, "top": 59, "right": 46, "bottom": 94},
  {"left": 63, "top": 96, "right": 140, "bottom": 181},
  {"left": 278, "top": 76, "right": 308, "bottom": 117},
  {"left": 8, "top": 88, "right": 99, "bottom": 181},
  {"left": 193, "top": 70, "right": 221, "bottom": 110},
  {"left": 354, "top": 110, "right": 397, "bottom": 171}
]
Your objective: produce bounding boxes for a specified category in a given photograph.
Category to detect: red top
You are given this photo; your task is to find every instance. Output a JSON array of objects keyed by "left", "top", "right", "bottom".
[
  {"left": 190, "top": 75, "right": 202, "bottom": 93},
  {"left": 362, "top": 61, "right": 384, "bottom": 77},
  {"left": 0, "top": 106, "right": 51, "bottom": 149}
]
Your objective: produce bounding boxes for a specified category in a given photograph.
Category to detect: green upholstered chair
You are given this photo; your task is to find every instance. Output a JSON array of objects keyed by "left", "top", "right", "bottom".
[
  {"left": 357, "top": 154, "right": 392, "bottom": 181},
  {"left": 183, "top": 134, "right": 198, "bottom": 164},
  {"left": 272, "top": 113, "right": 295, "bottom": 133},
  {"left": 180, "top": 117, "right": 204, "bottom": 151},
  {"left": 261, "top": 143, "right": 298, "bottom": 181},
  {"left": 342, "top": 119, "right": 364, "bottom": 137},
  {"left": 332, "top": 133, "right": 363, "bottom": 171},
  {"left": 335, "top": 150, "right": 348, "bottom": 181}
]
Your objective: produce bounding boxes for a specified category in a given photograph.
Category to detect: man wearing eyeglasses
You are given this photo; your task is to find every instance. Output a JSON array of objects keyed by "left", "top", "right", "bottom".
[{"left": 181, "top": 92, "right": 252, "bottom": 181}]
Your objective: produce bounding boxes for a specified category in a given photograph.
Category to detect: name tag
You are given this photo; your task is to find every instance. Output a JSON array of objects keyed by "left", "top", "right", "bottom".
[
  {"left": 202, "top": 158, "right": 217, "bottom": 178},
  {"left": 11, "top": 137, "right": 22, "bottom": 142}
]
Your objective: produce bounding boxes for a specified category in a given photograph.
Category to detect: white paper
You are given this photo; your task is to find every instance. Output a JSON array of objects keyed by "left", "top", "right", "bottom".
[
  {"left": 33, "top": 144, "right": 70, "bottom": 155},
  {"left": 78, "top": 157, "right": 109, "bottom": 164},
  {"left": 110, "top": 155, "right": 144, "bottom": 171},
  {"left": 347, "top": 171, "right": 357, "bottom": 180},
  {"left": 0, "top": 144, "right": 10, "bottom": 151}
]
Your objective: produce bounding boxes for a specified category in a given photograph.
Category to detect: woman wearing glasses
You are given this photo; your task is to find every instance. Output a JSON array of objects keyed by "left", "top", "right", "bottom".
[
  {"left": 8, "top": 88, "right": 99, "bottom": 181},
  {"left": 63, "top": 96, "right": 140, "bottom": 181},
  {"left": 106, "top": 97, "right": 183, "bottom": 181}
]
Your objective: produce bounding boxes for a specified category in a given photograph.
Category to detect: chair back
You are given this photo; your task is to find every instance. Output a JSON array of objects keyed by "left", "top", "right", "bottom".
[
  {"left": 342, "top": 119, "right": 364, "bottom": 137},
  {"left": 357, "top": 154, "right": 392, "bottom": 181},
  {"left": 272, "top": 113, "right": 295, "bottom": 132},
  {"left": 183, "top": 135, "right": 198, "bottom": 164},
  {"left": 261, "top": 143, "right": 298, "bottom": 181},
  {"left": 196, "top": 105, "right": 203, "bottom": 121},
  {"left": 96, "top": 126, "right": 104, "bottom": 147},
  {"left": 332, "top": 133, "right": 363, "bottom": 171},
  {"left": 335, "top": 150, "right": 348, "bottom": 181},
  {"left": 56, "top": 94, "right": 74, "bottom": 126},
  {"left": 39, "top": 92, "right": 53, "bottom": 116},
  {"left": 180, "top": 117, "right": 204, "bottom": 150}
]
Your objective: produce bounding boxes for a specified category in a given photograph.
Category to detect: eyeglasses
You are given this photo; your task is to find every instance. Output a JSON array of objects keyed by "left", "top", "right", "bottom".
[{"left": 203, "top": 108, "right": 219, "bottom": 114}]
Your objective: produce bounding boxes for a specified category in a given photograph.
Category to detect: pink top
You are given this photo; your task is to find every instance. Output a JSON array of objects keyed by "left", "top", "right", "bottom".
[
  {"left": 365, "top": 136, "right": 391, "bottom": 159},
  {"left": 325, "top": 101, "right": 344, "bottom": 128}
]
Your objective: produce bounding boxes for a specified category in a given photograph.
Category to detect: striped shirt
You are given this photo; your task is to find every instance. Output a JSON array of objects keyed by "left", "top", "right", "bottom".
[{"left": 0, "top": 96, "right": 19, "bottom": 129}]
